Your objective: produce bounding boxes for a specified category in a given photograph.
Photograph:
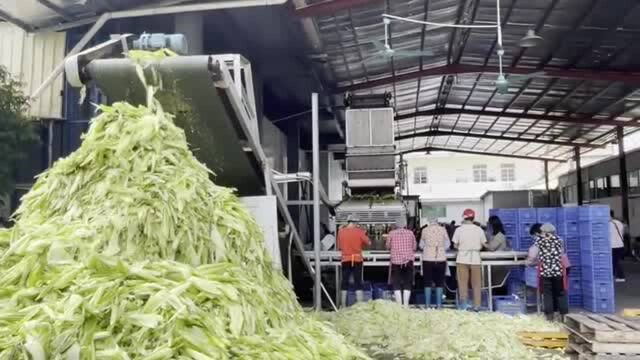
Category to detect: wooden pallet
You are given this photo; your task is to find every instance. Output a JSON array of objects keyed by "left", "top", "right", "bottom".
[
  {"left": 565, "top": 313, "right": 640, "bottom": 343},
  {"left": 623, "top": 309, "right": 640, "bottom": 318},
  {"left": 568, "top": 341, "right": 640, "bottom": 360},
  {"left": 568, "top": 334, "right": 640, "bottom": 360},
  {"left": 517, "top": 331, "right": 568, "bottom": 349}
]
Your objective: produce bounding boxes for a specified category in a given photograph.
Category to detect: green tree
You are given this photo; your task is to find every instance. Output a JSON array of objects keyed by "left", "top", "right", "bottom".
[{"left": 0, "top": 66, "right": 38, "bottom": 196}]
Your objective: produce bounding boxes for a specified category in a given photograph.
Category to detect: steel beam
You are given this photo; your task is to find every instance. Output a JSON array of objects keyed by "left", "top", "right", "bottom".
[
  {"left": 394, "top": 129, "right": 600, "bottom": 148},
  {"left": 0, "top": 9, "right": 33, "bottom": 32},
  {"left": 295, "top": 0, "right": 383, "bottom": 17},
  {"left": 36, "top": 0, "right": 75, "bottom": 21},
  {"left": 395, "top": 108, "right": 640, "bottom": 128},
  {"left": 617, "top": 126, "right": 630, "bottom": 235},
  {"left": 334, "top": 64, "right": 640, "bottom": 93},
  {"left": 544, "top": 161, "right": 551, "bottom": 206},
  {"left": 400, "top": 146, "right": 564, "bottom": 162},
  {"left": 575, "top": 147, "right": 584, "bottom": 205}
]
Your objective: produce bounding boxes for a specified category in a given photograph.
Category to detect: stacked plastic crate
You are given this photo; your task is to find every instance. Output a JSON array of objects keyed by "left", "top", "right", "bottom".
[
  {"left": 557, "top": 207, "right": 582, "bottom": 307},
  {"left": 490, "top": 209, "right": 521, "bottom": 283},
  {"left": 579, "top": 206, "right": 615, "bottom": 313},
  {"left": 517, "top": 208, "right": 538, "bottom": 251}
]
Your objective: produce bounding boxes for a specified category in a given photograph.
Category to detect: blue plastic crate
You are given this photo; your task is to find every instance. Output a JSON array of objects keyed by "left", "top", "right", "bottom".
[
  {"left": 583, "top": 295, "right": 615, "bottom": 314},
  {"left": 372, "top": 283, "right": 390, "bottom": 300},
  {"left": 524, "top": 267, "right": 538, "bottom": 288},
  {"left": 515, "top": 238, "right": 533, "bottom": 251},
  {"left": 568, "top": 278, "right": 581, "bottom": 294},
  {"left": 519, "top": 222, "right": 536, "bottom": 237},
  {"left": 580, "top": 236, "right": 610, "bottom": 253},
  {"left": 518, "top": 208, "right": 537, "bottom": 222},
  {"left": 579, "top": 221, "right": 608, "bottom": 237},
  {"left": 581, "top": 251, "right": 612, "bottom": 270},
  {"left": 582, "top": 280, "right": 614, "bottom": 298},
  {"left": 346, "top": 289, "right": 373, "bottom": 306},
  {"left": 491, "top": 209, "right": 519, "bottom": 223},
  {"left": 582, "top": 265, "right": 613, "bottom": 282},
  {"left": 503, "top": 223, "right": 518, "bottom": 236},
  {"left": 558, "top": 207, "right": 579, "bottom": 223},
  {"left": 493, "top": 295, "right": 526, "bottom": 316},
  {"left": 578, "top": 206, "right": 610, "bottom": 221},
  {"left": 537, "top": 208, "right": 558, "bottom": 224},
  {"left": 568, "top": 269, "right": 582, "bottom": 279},
  {"left": 558, "top": 222, "right": 579, "bottom": 236},
  {"left": 569, "top": 297, "right": 584, "bottom": 307}
]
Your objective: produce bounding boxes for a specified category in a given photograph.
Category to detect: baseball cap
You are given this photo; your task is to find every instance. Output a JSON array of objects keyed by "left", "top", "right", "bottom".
[{"left": 463, "top": 209, "right": 475, "bottom": 219}]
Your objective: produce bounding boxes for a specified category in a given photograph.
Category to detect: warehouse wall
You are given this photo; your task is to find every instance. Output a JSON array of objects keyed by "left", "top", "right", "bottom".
[{"left": 0, "top": 23, "right": 65, "bottom": 119}]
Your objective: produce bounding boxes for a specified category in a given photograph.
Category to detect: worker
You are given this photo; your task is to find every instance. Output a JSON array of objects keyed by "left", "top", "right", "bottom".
[
  {"left": 610, "top": 210, "right": 626, "bottom": 282},
  {"left": 419, "top": 218, "right": 450, "bottom": 308},
  {"left": 386, "top": 218, "right": 416, "bottom": 307},
  {"left": 337, "top": 215, "right": 371, "bottom": 307},
  {"left": 485, "top": 215, "right": 508, "bottom": 251},
  {"left": 452, "top": 209, "right": 486, "bottom": 311},
  {"left": 526, "top": 223, "right": 569, "bottom": 321}
]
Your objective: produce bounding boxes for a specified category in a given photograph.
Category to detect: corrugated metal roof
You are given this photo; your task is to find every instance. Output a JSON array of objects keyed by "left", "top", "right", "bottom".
[{"left": 299, "top": 0, "right": 640, "bottom": 161}]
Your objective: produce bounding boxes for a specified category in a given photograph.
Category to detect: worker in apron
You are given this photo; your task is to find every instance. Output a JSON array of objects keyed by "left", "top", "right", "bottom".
[
  {"left": 386, "top": 218, "right": 417, "bottom": 307},
  {"left": 452, "top": 209, "right": 487, "bottom": 311},
  {"left": 336, "top": 215, "right": 371, "bottom": 307}
]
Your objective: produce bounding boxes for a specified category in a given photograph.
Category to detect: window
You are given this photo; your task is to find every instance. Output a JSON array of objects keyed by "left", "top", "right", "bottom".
[
  {"left": 589, "top": 180, "right": 596, "bottom": 199},
  {"left": 630, "top": 170, "right": 640, "bottom": 193},
  {"left": 473, "top": 164, "right": 488, "bottom": 183},
  {"left": 422, "top": 205, "right": 446, "bottom": 219},
  {"left": 596, "top": 177, "right": 608, "bottom": 198},
  {"left": 455, "top": 169, "right": 468, "bottom": 183},
  {"left": 610, "top": 175, "right": 621, "bottom": 196},
  {"left": 414, "top": 167, "right": 428, "bottom": 184},
  {"left": 500, "top": 163, "right": 515, "bottom": 182}
]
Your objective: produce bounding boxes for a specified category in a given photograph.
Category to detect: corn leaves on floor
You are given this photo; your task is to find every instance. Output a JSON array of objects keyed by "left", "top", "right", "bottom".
[{"left": 323, "top": 301, "right": 569, "bottom": 360}]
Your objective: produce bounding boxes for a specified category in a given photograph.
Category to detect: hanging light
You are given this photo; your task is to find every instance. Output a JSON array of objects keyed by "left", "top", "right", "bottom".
[
  {"left": 519, "top": 29, "right": 544, "bottom": 48},
  {"left": 496, "top": 74, "right": 509, "bottom": 95}
]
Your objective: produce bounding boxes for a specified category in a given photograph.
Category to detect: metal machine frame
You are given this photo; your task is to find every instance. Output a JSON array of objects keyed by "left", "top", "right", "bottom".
[{"left": 62, "top": 37, "right": 336, "bottom": 310}]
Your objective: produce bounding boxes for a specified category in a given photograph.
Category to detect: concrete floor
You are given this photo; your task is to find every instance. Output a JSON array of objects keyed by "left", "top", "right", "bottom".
[{"left": 615, "top": 260, "right": 640, "bottom": 312}]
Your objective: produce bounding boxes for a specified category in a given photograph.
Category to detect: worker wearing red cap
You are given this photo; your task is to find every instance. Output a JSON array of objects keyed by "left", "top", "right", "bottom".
[{"left": 452, "top": 209, "right": 487, "bottom": 311}]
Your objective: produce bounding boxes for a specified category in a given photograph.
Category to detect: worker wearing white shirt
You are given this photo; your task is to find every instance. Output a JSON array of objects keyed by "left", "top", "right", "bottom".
[
  {"left": 610, "top": 210, "right": 626, "bottom": 282},
  {"left": 452, "top": 209, "right": 487, "bottom": 311}
]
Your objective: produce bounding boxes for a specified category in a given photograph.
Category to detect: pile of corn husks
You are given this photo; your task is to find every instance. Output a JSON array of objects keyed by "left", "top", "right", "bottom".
[
  {"left": 0, "top": 54, "right": 367, "bottom": 359},
  {"left": 323, "top": 301, "right": 567, "bottom": 360}
]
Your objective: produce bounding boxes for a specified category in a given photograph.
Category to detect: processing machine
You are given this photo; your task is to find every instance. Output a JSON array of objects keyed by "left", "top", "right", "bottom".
[{"left": 334, "top": 93, "right": 420, "bottom": 244}]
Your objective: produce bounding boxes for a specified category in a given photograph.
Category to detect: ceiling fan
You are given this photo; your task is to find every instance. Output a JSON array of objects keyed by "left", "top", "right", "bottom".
[
  {"left": 467, "top": 68, "right": 547, "bottom": 94},
  {"left": 351, "top": 18, "right": 434, "bottom": 65},
  {"left": 355, "top": 39, "right": 434, "bottom": 65}
]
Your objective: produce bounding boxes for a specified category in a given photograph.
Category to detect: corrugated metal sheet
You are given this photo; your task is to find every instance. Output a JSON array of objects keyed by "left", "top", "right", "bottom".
[{"left": 0, "top": 22, "right": 65, "bottom": 119}]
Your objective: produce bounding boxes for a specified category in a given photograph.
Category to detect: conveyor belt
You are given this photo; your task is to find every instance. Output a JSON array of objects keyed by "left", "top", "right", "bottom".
[{"left": 86, "top": 56, "right": 264, "bottom": 195}]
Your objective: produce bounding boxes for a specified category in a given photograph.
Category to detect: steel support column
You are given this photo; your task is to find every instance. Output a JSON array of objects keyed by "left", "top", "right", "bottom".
[
  {"left": 575, "top": 147, "right": 584, "bottom": 205},
  {"left": 312, "top": 93, "right": 321, "bottom": 311},
  {"left": 617, "top": 126, "right": 630, "bottom": 240},
  {"left": 544, "top": 161, "right": 551, "bottom": 206}
]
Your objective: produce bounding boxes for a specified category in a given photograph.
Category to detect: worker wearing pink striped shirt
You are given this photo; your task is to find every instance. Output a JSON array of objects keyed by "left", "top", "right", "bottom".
[{"left": 386, "top": 218, "right": 417, "bottom": 307}]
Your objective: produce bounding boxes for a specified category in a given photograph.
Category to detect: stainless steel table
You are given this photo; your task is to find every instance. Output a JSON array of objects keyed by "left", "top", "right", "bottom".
[{"left": 302, "top": 250, "right": 532, "bottom": 311}]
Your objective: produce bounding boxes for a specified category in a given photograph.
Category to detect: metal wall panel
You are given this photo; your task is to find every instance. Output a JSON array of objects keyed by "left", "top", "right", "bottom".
[{"left": 0, "top": 23, "right": 65, "bottom": 119}]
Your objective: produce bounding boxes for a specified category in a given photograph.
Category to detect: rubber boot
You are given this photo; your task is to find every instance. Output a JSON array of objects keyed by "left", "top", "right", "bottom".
[
  {"left": 402, "top": 290, "right": 411, "bottom": 307},
  {"left": 340, "top": 290, "right": 348, "bottom": 308},
  {"left": 424, "top": 287, "right": 432, "bottom": 308},
  {"left": 355, "top": 290, "right": 363, "bottom": 304},
  {"left": 394, "top": 290, "right": 403, "bottom": 305},
  {"left": 435, "top": 287, "right": 444, "bottom": 309}
]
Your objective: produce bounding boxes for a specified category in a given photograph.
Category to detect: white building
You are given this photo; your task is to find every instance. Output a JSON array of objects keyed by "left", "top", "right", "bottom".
[{"left": 404, "top": 152, "right": 548, "bottom": 224}]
